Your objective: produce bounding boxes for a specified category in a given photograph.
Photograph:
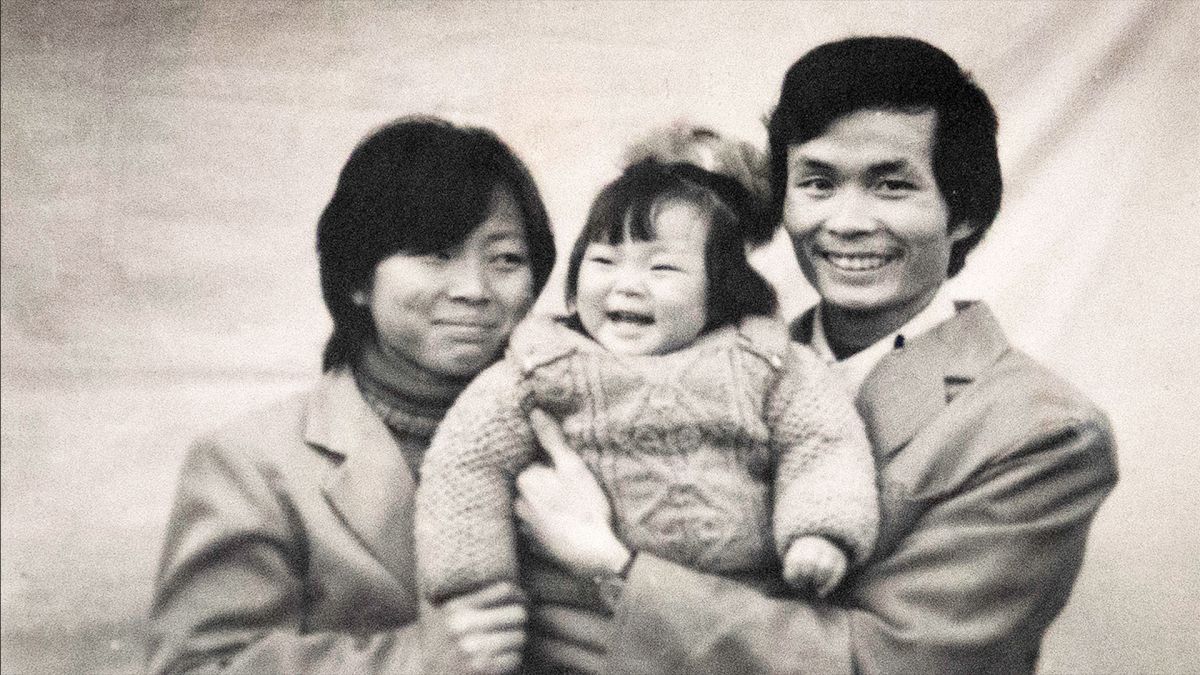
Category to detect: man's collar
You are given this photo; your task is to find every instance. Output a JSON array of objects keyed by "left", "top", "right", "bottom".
[
  {"left": 792, "top": 297, "right": 1011, "bottom": 457},
  {"left": 855, "top": 301, "right": 1008, "bottom": 456},
  {"left": 808, "top": 288, "right": 959, "bottom": 395}
]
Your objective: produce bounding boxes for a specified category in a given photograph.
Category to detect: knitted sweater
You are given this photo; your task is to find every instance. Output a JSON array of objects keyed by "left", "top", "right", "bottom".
[{"left": 416, "top": 315, "right": 878, "bottom": 603}]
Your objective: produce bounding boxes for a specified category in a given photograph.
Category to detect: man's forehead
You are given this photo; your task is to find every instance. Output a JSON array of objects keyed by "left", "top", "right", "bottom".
[{"left": 787, "top": 108, "right": 938, "bottom": 168}]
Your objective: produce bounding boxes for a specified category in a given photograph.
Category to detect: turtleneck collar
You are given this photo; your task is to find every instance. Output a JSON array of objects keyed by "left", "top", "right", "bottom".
[{"left": 352, "top": 338, "right": 471, "bottom": 441}]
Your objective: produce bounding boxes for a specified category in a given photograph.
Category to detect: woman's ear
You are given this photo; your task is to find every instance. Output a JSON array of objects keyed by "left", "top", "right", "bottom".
[
  {"left": 351, "top": 289, "right": 370, "bottom": 307},
  {"left": 949, "top": 219, "right": 977, "bottom": 243}
]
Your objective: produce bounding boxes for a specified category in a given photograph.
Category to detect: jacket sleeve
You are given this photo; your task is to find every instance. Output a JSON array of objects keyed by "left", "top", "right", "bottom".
[
  {"left": 416, "top": 358, "right": 537, "bottom": 603},
  {"left": 768, "top": 345, "right": 879, "bottom": 566},
  {"left": 148, "top": 435, "right": 432, "bottom": 675},
  {"left": 604, "top": 413, "right": 1117, "bottom": 674}
]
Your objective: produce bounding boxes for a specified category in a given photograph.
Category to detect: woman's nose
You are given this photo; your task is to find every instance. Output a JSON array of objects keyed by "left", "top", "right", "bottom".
[{"left": 445, "top": 256, "right": 491, "bottom": 304}]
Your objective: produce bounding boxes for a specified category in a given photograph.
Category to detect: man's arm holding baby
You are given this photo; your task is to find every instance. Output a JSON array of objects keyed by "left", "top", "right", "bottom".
[{"left": 518, "top": 402, "right": 1117, "bottom": 674}]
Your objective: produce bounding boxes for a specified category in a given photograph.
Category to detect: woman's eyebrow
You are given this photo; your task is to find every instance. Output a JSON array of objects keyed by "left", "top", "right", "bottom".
[
  {"left": 483, "top": 229, "right": 525, "bottom": 243},
  {"left": 790, "top": 156, "right": 837, "bottom": 173}
]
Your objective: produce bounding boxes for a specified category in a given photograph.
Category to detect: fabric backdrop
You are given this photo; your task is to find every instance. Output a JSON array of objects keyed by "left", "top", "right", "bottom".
[{"left": 2, "top": 1, "right": 1197, "bottom": 671}]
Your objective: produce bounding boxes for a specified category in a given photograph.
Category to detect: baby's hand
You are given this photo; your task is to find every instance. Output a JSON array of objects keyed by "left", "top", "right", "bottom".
[
  {"left": 441, "top": 581, "right": 527, "bottom": 675},
  {"left": 782, "top": 536, "right": 848, "bottom": 598}
]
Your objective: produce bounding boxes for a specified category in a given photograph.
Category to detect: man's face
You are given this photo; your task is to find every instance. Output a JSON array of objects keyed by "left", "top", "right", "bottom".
[{"left": 781, "top": 108, "right": 974, "bottom": 331}]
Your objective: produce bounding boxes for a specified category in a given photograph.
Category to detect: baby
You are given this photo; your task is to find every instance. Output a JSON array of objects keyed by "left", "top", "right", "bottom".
[{"left": 416, "top": 135, "right": 878, "bottom": 634}]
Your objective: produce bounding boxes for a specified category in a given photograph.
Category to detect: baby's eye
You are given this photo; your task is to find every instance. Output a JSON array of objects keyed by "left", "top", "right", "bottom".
[{"left": 651, "top": 264, "right": 682, "bottom": 273}]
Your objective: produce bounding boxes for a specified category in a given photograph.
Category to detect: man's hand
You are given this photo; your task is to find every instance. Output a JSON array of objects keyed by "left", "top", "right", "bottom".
[
  {"left": 782, "top": 536, "right": 848, "bottom": 598},
  {"left": 514, "top": 409, "right": 631, "bottom": 578},
  {"left": 439, "top": 581, "right": 527, "bottom": 675}
]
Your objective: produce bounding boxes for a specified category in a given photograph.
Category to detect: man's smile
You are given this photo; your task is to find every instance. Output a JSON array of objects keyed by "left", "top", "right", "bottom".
[{"left": 810, "top": 243, "right": 901, "bottom": 273}]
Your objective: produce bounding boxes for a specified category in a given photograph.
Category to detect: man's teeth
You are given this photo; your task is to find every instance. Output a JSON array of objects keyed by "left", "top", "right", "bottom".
[{"left": 821, "top": 252, "right": 895, "bottom": 271}]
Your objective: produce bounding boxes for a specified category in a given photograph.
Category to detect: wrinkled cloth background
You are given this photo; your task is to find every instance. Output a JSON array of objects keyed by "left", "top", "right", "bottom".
[{"left": 2, "top": 1, "right": 1197, "bottom": 672}]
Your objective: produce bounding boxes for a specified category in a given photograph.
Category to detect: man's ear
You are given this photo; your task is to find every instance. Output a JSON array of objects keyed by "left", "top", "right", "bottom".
[
  {"left": 949, "top": 219, "right": 977, "bottom": 243},
  {"left": 351, "top": 288, "right": 370, "bottom": 307}
]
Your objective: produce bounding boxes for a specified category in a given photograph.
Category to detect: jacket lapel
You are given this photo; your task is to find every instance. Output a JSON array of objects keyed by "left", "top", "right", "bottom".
[
  {"left": 306, "top": 369, "right": 417, "bottom": 583},
  {"left": 856, "top": 332, "right": 951, "bottom": 459},
  {"left": 795, "top": 302, "right": 1009, "bottom": 459}
]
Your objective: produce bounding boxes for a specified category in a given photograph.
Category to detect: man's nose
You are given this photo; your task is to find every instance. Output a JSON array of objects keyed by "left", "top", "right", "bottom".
[{"left": 823, "top": 190, "right": 879, "bottom": 236}]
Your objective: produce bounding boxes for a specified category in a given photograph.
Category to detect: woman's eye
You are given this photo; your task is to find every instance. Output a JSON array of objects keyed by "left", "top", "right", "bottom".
[
  {"left": 491, "top": 252, "right": 528, "bottom": 268},
  {"left": 797, "top": 177, "right": 834, "bottom": 193},
  {"left": 586, "top": 255, "right": 614, "bottom": 265}
]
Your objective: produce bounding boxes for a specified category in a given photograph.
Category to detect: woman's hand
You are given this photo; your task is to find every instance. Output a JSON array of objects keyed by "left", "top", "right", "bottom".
[
  {"left": 514, "top": 410, "right": 630, "bottom": 578},
  {"left": 439, "top": 581, "right": 527, "bottom": 675},
  {"left": 523, "top": 547, "right": 613, "bottom": 674}
]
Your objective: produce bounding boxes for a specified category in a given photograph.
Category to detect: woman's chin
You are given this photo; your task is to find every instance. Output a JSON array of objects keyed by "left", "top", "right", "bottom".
[{"left": 429, "top": 344, "right": 501, "bottom": 379}]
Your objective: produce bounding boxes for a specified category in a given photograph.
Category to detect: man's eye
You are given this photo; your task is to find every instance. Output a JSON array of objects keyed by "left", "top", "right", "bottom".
[
  {"left": 877, "top": 179, "right": 916, "bottom": 193},
  {"left": 425, "top": 250, "right": 454, "bottom": 262}
]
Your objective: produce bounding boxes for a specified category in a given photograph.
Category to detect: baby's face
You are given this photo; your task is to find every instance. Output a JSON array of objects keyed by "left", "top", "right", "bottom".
[{"left": 576, "top": 200, "right": 709, "bottom": 355}]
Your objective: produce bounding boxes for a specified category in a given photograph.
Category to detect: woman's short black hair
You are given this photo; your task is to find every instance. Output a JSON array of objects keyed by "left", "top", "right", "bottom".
[
  {"left": 316, "top": 116, "right": 555, "bottom": 371},
  {"left": 564, "top": 159, "right": 777, "bottom": 333},
  {"left": 767, "top": 36, "right": 1002, "bottom": 277}
]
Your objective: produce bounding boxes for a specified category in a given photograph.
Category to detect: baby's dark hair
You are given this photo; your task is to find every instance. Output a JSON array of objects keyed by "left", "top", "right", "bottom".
[{"left": 564, "top": 159, "right": 777, "bottom": 332}]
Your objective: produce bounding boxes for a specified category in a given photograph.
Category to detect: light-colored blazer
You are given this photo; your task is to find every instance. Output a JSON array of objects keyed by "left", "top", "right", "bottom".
[
  {"left": 602, "top": 302, "right": 1118, "bottom": 674},
  {"left": 148, "top": 368, "right": 438, "bottom": 674}
]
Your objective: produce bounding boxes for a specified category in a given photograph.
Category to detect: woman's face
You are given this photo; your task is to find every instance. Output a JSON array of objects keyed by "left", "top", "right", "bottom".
[{"left": 358, "top": 186, "right": 536, "bottom": 379}]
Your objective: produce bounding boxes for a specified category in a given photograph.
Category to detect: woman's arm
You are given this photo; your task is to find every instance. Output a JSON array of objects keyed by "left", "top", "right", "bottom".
[{"left": 519, "top": 408, "right": 1117, "bottom": 674}]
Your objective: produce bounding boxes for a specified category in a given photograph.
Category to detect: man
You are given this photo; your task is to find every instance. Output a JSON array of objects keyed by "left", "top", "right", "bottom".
[{"left": 517, "top": 36, "right": 1117, "bottom": 674}]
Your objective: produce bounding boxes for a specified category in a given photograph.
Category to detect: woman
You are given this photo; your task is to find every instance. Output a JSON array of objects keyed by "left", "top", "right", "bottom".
[{"left": 148, "top": 117, "right": 555, "bottom": 674}]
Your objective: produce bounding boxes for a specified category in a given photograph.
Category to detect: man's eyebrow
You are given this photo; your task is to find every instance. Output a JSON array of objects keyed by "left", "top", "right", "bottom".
[{"left": 866, "top": 160, "right": 914, "bottom": 176}]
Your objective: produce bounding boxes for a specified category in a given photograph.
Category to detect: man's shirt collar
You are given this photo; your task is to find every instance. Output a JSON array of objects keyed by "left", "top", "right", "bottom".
[{"left": 810, "top": 288, "right": 958, "bottom": 395}]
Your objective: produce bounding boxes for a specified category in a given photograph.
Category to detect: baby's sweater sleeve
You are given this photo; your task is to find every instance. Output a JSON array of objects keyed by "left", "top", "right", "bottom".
[
  {"left": 415, "top": 357, "right": 536, "bottom": 604},
  {"left": 766, "top": 344, "right": 879, "bottom": 566}
]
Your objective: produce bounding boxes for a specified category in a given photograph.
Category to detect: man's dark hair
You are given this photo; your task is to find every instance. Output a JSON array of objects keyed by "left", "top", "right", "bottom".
[
  {"left": 316, "top": 116, "right": 555, "bottom": 371},
  {"left": 564, "top": 159, "right": 777, "bottom": 333},
  {"left": 768, "top": 36, "right": 1002, "bottom": 277}
]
